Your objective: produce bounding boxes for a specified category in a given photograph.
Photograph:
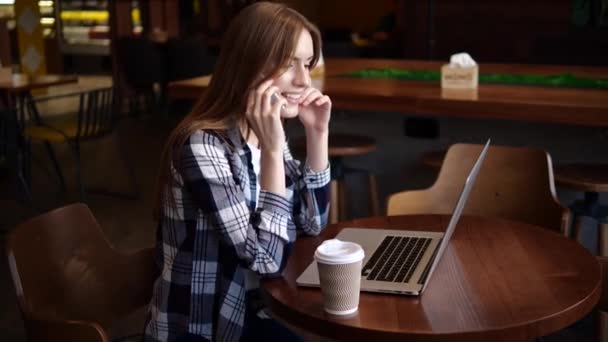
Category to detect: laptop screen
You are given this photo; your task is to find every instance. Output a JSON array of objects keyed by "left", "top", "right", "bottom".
[{"left": 419, "top": 138, "right": 491, "bottom": 293}]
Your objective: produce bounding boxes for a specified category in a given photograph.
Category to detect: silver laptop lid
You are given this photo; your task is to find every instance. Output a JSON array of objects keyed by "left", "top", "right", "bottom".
[{"left": 419, "top": 138, "right": 491, "bottom": 293}]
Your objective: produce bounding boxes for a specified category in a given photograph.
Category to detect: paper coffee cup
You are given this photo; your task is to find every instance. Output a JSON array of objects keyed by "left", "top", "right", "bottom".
[{"left": 314, "top": 239, "right": 365, "bottom": 315}]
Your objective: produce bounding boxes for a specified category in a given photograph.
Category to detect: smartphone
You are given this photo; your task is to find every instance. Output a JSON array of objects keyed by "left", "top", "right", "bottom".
[
  {"left": 271, "top": 92, "right": 280, "bottom": 105},
  {"left": 271, "top": 93, "right": 286, "bottom": 113}
]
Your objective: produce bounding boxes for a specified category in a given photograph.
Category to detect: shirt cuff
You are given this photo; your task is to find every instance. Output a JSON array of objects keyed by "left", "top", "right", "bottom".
[
  {"left": 258, "top": 190, "right": 292, "bottom": 216},
  {"left": 301, "top": 163, "right": 331, "bottom": 188}
]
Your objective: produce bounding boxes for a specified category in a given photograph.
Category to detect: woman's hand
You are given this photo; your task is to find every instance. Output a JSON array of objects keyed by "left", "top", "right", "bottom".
[
  {"left": 246, "top": 79, "right": 288, "bottom": 155},
  {"left": 297, "top": 87, "right": 331, "bottom": 134},
  {"left": 296, "top": 87, "right": 330, "bottom": 172}
]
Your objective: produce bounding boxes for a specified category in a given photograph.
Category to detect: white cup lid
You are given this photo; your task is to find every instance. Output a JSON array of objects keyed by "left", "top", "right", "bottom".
[{"left": 314, "top": 239, "right": 364, "bottom": 265}]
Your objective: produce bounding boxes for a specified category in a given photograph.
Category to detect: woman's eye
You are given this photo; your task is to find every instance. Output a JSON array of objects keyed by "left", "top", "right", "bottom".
[{"left": 305, "top": 64, "right": 311, "bottom": 70}]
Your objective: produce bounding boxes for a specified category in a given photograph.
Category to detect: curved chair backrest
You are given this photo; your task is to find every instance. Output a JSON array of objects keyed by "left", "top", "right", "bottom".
[
  {"left": 116, "top": 36, "right": 167, "bottom": 89},
  {"left": 74, "top": 87, "right": 116, "bottom": 139},
  {"left": 166, "top": 35, "right": 216, "bottom": 81},
  {"left": 26, "top": 87, "right": 116, "bottom": 140},
  {"left": 7, "top": 203, "right": 157, "bottom": 340},
  {"left": 387, "top": 143, "right": 569, "bottom": 234}
]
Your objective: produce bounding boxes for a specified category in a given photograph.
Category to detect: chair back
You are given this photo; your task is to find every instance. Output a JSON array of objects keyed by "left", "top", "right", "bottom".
[
  {"left": 7, "top": 203, "right": 157, "bottom": 330},
  {"left": 387, "top": 143, "right": 569, "bottom": 233},
  {"left": 166, "top": 35, "right": 216, "bottom": 81},
  {"left": 26, "top": 87, "right": 117, "bottom": 141},
  {"left": 116, "top": 36, "right": 167, "bottom": 89},
  {"left": 75, "top": 87, "right": 116, "bottom": 140}
]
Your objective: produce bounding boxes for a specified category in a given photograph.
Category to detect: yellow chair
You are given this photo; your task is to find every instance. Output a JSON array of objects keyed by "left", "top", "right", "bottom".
[
  {"left": 7, "top": 203, "right": 158, "bottom": 342},
  {"left": 388, "top": 143, "right": 569, "bottom": 234},
  {"left": 23, "top": 87, "right": 138, "bottom": 201}
]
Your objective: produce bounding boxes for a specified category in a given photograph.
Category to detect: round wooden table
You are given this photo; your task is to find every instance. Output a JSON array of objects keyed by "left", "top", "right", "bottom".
[{"left": 261, "top": 215, "right": 601, "bottom": 342}]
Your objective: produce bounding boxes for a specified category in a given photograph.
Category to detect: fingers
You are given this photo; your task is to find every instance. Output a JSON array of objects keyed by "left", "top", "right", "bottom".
[
  {"left": 298, "top": 87, "right": 318, "bottom": 106},
  {"left": 314, "top": 95, "right": 331, "bottom": 106},
  {"left": 247, "top": 80, "right": 283, "bottom": 138},
  {"left": 247, "top": 79, "right": 271, "bottom": 117},
  {"left": 299, "top": 87, "right": 329, "bottom": 107},
  {"left": 246, "top": 89, "right": 255, "bottom": 118},
  {"left": 271, "top": 96, "right": 288, "bottom": 116},
  {"left": 261, "top": 86, "right": 279, "bottom": 118},
  {"left": 254, "top": 80, "right": 271, "bottom": 118},
  {"left": 245, "top": 79, "right": 289, "bottom": 153},
  {"left": 251, "top": 79, "right": 278, "bottom": 117},
  {"left": 255, "top": 79, "right": 274, "bottom": 94}
]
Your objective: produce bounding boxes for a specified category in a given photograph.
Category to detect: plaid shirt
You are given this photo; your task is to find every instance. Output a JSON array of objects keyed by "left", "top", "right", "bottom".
[{"left": 145, "top": 127, "right": 331, "bottom": 342}]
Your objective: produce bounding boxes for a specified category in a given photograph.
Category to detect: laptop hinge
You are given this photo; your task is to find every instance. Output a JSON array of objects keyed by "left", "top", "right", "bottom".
[{"left": 417, "top": 238, "right": 443, "bottom": 285}]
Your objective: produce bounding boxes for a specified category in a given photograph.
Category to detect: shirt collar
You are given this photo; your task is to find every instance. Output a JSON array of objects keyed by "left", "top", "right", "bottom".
[{"left": 226, "top": 126, "right": 250, "bottom": 156}]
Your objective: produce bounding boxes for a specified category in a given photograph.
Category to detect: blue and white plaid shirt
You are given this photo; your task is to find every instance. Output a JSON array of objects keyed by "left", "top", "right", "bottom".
[{"left": 145, "top": 127, "right": 331, "bottom": 342}]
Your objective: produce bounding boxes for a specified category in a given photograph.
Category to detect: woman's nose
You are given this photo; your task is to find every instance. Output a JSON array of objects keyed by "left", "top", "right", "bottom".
[{"left": 294, "top": 66, "right": 311, "bottom": 87}]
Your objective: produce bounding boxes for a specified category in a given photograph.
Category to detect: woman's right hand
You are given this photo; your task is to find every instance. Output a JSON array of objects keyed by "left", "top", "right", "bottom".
[{"left": 246, "top": 79, "right": 288, "bottom": 155}]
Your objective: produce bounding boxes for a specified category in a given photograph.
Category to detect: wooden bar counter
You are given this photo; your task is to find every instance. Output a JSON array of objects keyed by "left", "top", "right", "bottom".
[{"left": 168, "top": 58, "right": 608, "bottom": 127}]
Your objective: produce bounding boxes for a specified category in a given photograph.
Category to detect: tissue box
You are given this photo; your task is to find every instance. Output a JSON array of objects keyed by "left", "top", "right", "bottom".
[
  {"left": 441, "top": 65, "right": 478, "bottom": 89},
  {"left": 441, "top": 88, "right": 478, "bottom": 101},
  {"left": 0, "top": 67, "right": 11, "bottom": 84}
]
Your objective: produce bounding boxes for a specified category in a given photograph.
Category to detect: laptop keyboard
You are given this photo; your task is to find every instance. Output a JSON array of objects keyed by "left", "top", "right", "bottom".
[{"left": 362, "top": 236, "right": 432, "bottom": 283}]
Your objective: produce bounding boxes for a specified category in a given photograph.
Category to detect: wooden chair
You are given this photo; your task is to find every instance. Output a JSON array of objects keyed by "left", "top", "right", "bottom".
[
  {"left": 6, "top": 203, "right": 158, "bottom": 342},
  {"left": 293, "top": 133, "right": 379, "bottom": 224},
  {"left": 22, "top": 87, "right": 139, "bottom": 202},
  {"left": 166, "top": 35, "right": 217, "bottom": 82},
  {"left": 116, "top": 37, "right": 168, "bottom": 116},
  {"left": 388, "top": 143, "right": 569, "bottom": 234}
]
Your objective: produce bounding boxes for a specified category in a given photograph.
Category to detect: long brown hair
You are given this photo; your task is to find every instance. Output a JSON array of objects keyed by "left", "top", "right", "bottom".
[{"left": 154, "top": 2, "right": 322, "bottom": 219}]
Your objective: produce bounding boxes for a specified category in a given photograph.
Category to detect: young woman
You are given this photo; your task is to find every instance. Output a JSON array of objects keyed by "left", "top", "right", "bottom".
[{"left": 146, "top": 2, "right": 331, "bottom": 341}]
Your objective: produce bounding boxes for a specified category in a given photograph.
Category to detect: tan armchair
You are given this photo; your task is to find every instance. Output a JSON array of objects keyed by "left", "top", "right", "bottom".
[{"left": 388, "top": 143, "right": 569, "bottom": 234}]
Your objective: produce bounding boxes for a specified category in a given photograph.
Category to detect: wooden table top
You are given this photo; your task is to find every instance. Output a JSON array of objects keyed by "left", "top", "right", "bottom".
[
  {"left": 168, "top": 58, "right": 608, "bottom": 127},
  {"left": 0, "top": 74, "right": 78, "bottom": 93},
  {"left": 554, "top": 163, "right": 608, "bottom": 193},
  {"left": 261, "top": 215, "right": 601, "bottom": 342}
]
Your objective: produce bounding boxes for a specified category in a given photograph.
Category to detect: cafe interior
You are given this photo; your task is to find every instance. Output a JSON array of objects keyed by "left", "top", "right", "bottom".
[{"left": 1, "top": 0, "right": 607, "bottom": 341}]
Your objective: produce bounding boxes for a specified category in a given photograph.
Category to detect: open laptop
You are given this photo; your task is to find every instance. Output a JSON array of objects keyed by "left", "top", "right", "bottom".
[{"left": 296, "top": 139, "right": 491, "bottom": 296}]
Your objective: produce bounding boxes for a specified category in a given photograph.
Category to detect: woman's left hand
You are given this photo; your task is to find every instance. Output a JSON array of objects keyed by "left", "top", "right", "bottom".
[{"left": 297, "top": 87, "right": 331, "bottom": 133}]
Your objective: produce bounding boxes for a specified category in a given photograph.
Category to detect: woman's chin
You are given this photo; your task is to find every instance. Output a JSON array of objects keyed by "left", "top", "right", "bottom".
[{"left": 280, "top": 106, "right": 300, "bottom": 119}]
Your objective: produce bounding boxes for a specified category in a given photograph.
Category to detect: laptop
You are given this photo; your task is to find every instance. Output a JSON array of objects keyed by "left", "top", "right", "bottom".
[{"left": 296, "top": 139, "right": 491, "bottom": 296}]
